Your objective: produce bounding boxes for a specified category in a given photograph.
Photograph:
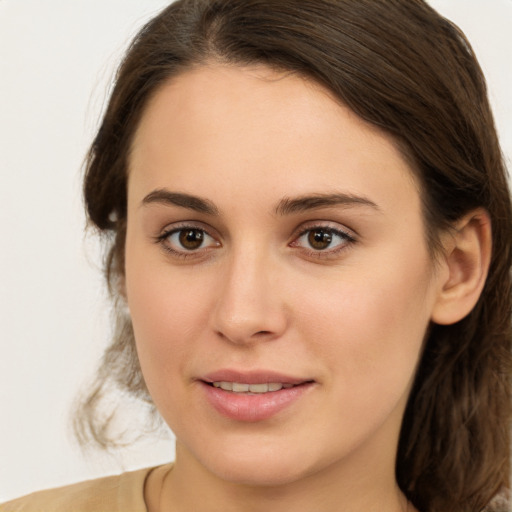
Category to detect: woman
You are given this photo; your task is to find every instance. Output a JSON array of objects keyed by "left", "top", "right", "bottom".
[{"left": 2, "top": 1, "right": 510, "bottom": 511}]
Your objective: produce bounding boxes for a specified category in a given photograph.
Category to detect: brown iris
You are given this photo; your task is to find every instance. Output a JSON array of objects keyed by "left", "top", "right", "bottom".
[
  {"left": 179, "top": 229, "right": 204, "bottom": 250},
  {"left": 308, "top": 228, "right": 333, "bottom": 250}
]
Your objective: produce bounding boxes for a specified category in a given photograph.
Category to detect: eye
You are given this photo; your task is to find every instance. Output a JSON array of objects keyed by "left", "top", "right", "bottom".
[
  {"left": 291, "top": 225, "right": 355, "bottom": 255},
  {"left": 305, "top": 228, "right": 336, "bottom": 250},
  {"left": 175, "top": 228, "right": 208, "bottom": 250},
  {"left": 157, "top": 225, "right": 220, "bottom": 256}
]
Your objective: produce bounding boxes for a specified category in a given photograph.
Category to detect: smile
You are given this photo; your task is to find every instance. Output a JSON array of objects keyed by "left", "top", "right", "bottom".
[
  {"left": 211, "top": 382, "right": 295, "bottom": 393},
  {"left": 200, "top": 372, "right": 315, "bottom": 422}
]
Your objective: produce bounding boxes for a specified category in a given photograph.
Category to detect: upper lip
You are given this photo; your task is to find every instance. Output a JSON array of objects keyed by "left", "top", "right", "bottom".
[{"left": 201, "top": 369, "right": 312, "bottom": 386}]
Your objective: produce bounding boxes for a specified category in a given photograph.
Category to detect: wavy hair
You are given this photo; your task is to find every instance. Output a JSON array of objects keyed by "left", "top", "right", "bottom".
[{"left": 78, "top": 1, "right": 512, "bottom": 511}]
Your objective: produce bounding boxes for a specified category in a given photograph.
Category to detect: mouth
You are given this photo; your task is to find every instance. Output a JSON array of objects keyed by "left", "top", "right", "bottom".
[
  {"left": 199, "top": 371, "right": 316, "bottom": 422},
  {"left": 201, "top": 369, "right": 313, "bottom": 392},
  {"left": 208, "top": 381, "right": 298, "bottom": 394}
]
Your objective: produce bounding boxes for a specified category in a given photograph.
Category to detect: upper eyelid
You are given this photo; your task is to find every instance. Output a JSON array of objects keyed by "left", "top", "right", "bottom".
[
  {"left": 158, "top": 221, "right": 217, "bottom": 238},
  {"left": 154, "top": 219, "right": 357, "bottom": 245},
  {"left": 292, "top": 220, "right": 357, "bottom": 240},
  {"left": 292, "top": 227, "right": 355, "bottom": 247},
  {"left": 290, "top": 226, "right": 357, "bottom": 260},
  {"left": 156, "top": 225, "right": 219, "bottom": 258},
  {"left": 154, "top": 224, "right": 220, "bottom": 256}
]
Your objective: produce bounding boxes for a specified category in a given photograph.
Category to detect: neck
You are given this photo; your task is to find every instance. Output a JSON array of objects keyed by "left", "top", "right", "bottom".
[{"left": 158, "top": 440, "right": 410, "bottom": 512}]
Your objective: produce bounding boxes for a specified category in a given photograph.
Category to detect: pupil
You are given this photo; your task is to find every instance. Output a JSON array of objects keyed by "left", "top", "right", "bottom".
[
  {"left": 179, "top": 229, "right": 204, "bottom": 249},
  {"left": 308, "top": 229, "right": 332, "bottom": 250}
]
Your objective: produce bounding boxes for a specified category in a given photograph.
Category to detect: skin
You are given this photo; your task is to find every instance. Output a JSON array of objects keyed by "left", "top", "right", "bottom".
[{"left": 124, "top": 63, "right": 460, "bottom": 512}]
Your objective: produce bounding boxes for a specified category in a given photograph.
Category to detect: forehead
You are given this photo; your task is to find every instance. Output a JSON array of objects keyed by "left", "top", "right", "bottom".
[{"left": 128, "top": 63, "right": 419, "bottom": 214}]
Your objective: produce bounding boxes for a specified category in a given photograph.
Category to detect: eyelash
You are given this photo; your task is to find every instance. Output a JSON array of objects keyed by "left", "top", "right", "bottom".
[
  {"left": 155, "top": 223, "right": 219, "bottom": 260},
  {"left": 155, "top": 223, "right": 356, "bottom": 260},
  {"left": 291, "top": 224, "right": 356, "bottom": 259}
]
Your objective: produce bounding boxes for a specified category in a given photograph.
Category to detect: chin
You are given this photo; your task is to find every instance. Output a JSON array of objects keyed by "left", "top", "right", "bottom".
[{"left": 192, "top": 440, "right": 322, "bottom": 487}]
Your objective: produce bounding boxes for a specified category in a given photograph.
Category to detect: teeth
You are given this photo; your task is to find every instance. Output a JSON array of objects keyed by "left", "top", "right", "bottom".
[
  {"left": 248, "top": 383, "right": 269, "bottom": 393},
  {"left": 212, "top": 382, "right": 291, "bottom": 393},
  {"left": 232, "top": 382, "right": 250, "bottom": 392}
]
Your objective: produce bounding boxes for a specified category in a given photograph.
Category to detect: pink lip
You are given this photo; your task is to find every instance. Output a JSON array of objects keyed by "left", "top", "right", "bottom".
[{"left": 198, "top": 369, "right": 315, "bottom": 422}]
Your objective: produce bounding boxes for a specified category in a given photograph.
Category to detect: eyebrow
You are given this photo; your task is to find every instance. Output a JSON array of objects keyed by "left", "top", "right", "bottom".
[
  {"left": 275, "top": 193, "right": 380, "bottom": 216},
  {"left": 142, "top": 189, "right": 219, "bottom": 215},
  {"left": 141, "top": 189, "right": 379, "bottom": 217}
]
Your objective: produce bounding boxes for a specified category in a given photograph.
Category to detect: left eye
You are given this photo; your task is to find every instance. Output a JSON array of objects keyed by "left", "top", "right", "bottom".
[
  {"left": 164, "top": 228, "right": 218, "bottom": 252},
  {"left": 294, "top": 227, "right": 353, "bottom": 251}
]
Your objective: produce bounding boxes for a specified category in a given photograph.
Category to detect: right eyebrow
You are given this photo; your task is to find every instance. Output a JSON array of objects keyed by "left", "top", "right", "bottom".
[{"left": 141, "top": 189, "right": 219, "bottom": 215}]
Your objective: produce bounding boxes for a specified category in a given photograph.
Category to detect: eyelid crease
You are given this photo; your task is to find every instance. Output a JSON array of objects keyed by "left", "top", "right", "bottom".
[
  {"left": 292, "top": 225, "right": 355, "bottom": 246},
  {"left": 291, "top": 219, "right": 358, "bottom": 240},
  {"left": 154, "top": 225, "right": 220, "bottom": 260},
  {"left": 155, "top": 224, "right": 218, "bottom": 244},
  {"left": 286, "top": 221, "right": 358, "bottom": 261},
  {"left": 153, "top": 220, "right": 357, "bottom": 261}
]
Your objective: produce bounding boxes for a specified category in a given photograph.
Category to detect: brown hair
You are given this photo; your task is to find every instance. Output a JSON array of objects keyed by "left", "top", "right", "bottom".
[{"left": 79, "top": 1, "right": 512, "bottom": 510}]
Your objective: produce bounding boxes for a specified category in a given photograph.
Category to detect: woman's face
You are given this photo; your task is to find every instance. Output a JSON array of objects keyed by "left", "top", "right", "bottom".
[{"left": 125, "top": 64, "right": 444, "bottom": 486}]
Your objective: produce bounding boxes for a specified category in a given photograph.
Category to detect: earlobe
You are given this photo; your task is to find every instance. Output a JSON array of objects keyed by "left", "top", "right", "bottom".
[{"left": 431, "top": 209, "right": 492, "bottom": 325}]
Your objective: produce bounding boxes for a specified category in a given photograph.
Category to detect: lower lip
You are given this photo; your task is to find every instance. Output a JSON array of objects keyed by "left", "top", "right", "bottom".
[{"left": 200, "top": 382, "right": 314, "bottom": 422}]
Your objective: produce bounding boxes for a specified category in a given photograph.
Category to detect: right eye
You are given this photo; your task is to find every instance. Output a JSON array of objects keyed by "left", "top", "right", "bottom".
[{"left": 157, "top": 226, "right": 220, "bottom": 257}]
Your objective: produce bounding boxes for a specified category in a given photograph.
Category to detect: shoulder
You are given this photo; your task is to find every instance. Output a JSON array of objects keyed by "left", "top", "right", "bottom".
[{"left": 0, "top": 465, "right": 171, "bottom": 512}]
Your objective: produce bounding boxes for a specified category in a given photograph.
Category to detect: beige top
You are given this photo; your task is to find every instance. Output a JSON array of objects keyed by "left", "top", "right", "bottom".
[
  {"left": 0, "top": 464, "right": 172, "bottom": 512},
  {"left": 1, "top": 464, "right": 509, "bottom": 512}
]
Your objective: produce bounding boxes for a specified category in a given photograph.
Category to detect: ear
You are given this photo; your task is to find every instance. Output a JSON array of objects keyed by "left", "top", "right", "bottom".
[{"left": 431, "top": 209, "right": 492, "bottom": 325}]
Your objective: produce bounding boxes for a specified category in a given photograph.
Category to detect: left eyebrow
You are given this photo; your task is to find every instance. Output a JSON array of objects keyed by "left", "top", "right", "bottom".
[{"left": 274, "top": 193, "right": 380, "bottom": 216}]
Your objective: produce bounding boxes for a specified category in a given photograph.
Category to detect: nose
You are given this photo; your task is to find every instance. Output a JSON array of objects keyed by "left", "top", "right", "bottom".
[{"left": 211, "top": 246, "right": 288, "bottom": 345}]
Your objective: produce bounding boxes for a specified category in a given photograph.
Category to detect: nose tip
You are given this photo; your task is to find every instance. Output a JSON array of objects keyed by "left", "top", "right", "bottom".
[
  {"left": 211, "top": 258, "right": 288, "bottom": 345},
  {"left": 215, "top": 325, "right": 281, "bottom": 345},
  {"left": 213, "top": 300, "right": 287, "bottom": 345}
]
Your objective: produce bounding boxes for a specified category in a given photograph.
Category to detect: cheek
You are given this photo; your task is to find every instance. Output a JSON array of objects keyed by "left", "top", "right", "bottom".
[
  {"left": 291, "top": 273, "right": 432, "bottom": 448},
  {"left": 125, "top": 249, "right": 212, "bottom": 388},
  {"left": 294, "top": 255, "right": 434, "bottom": 393}
]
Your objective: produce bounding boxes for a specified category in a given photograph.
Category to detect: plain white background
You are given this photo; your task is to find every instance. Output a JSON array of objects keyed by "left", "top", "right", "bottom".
[{"left": 0, "top": 0, "right": 511, "bottom": 502}]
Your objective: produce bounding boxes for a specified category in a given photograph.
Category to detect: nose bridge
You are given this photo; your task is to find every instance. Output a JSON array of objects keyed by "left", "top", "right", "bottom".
[{"left": 212, "top": 237, "right": 286, "bottom": 344}]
